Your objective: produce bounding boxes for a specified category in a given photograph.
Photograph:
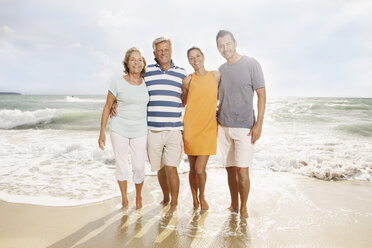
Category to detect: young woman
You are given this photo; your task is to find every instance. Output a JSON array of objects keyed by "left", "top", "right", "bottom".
[{"left": 182, "top": 47, "right": 221, "bottom": 210}]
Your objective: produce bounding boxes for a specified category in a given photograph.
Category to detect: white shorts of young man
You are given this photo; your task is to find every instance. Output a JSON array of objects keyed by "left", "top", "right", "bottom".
[{"left": 217, "top": 125, "right": 254, "bottom": 168}]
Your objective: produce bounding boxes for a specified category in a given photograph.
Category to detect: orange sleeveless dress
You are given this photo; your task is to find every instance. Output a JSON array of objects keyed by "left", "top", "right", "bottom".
[{"left": 183, "top": 71, "right": 218, "bottom": 155}]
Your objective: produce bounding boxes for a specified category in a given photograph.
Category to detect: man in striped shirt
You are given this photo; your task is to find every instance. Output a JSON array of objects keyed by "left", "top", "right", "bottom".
[{"left": 145, "top": 37, "right": 187, "bottom": 215}]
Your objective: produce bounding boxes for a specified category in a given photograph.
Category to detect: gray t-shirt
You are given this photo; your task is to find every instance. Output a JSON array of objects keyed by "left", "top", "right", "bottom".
[{"left": 218, "top": 56, "right": 265, "bottom": 129}]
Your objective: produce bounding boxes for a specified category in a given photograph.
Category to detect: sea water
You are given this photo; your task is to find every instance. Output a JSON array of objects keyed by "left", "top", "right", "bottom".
[{"left": 0, "top": 95, "right": 371, "bottom": 206}]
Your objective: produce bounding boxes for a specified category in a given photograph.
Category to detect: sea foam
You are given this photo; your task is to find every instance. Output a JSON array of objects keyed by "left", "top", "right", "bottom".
[
  {"left": 64, "top": 96, "right": 105, "bottom": 103},
  {"left": 0, "top": 108, "right": 58, "bottom": 129},
  {"left": 0, "top": 129, "right": 189, "bottom": 206},
  {"left": 1, "top": 96, "right": 371, "bottom": 206}
]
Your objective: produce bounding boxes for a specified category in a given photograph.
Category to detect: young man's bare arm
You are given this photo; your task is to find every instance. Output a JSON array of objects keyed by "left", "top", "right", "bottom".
[{"left": 248, "top": 87, "right": 266, "bottom": 144}]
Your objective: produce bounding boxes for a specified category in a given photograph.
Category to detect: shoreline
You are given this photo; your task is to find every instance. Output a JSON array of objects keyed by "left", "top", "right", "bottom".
[{"left": 1, "top": 168, "right": 372, "bottom": 248}]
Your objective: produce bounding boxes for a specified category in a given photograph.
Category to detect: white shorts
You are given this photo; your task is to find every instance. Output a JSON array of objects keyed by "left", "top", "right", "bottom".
[
  {"left": 147, "top": 130, "right": 183, "bottom": 172},
  {"left": 110, "top": 131, "right": 147, "bottom": 184},
  {"left": 217, "top": 125, "right": 254, "bottom": 168}
]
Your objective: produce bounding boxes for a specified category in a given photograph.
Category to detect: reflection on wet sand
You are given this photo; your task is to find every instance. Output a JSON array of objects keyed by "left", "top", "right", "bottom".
[
  {"left": 4, "top": 169, "right": 371, "bottom": 248},
  {"left": 48, "top": 198, "right": 252, "bottom": 247},
  {"left": 155, "top": 212, "right": 178, "bottom": 243},
  {"left": 209, "top": 213, "right": 251, "bottom": 248},
  {"left": 47, "top": 209, "right": 122, "bottom": 248}
]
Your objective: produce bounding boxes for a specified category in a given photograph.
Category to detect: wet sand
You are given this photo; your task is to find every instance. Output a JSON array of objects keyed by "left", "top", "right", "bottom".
[{"left": 1, "top": 168, "right": 372, "bottom": 248}]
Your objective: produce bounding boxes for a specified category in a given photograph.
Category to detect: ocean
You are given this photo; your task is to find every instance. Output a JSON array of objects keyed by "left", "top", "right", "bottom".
[{"left": 0, "top": 95, "right": 371, "bottom": 206}]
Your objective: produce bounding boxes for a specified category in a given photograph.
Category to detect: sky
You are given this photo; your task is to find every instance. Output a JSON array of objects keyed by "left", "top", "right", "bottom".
[{"left": 0, "top": 0, "right": 371, "bottom": 97}]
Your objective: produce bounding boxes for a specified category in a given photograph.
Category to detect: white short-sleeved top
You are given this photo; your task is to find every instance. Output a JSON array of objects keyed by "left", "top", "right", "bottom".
[{"left": 109, "top": 76, "right": 149, "bottom": 138}]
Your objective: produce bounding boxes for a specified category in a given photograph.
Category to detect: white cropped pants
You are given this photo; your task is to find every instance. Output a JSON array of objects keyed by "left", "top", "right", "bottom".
[{"left": 110, "top": 131, "right": 147, "bottom": 184}]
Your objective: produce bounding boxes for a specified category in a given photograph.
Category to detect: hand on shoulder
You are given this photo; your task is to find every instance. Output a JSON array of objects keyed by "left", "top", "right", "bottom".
[
  {"left": 184, "top": 74, "right": 192, "bottom": 82},
  {"left": 182, "top": 75, "right": 192, "bottom": 89}
]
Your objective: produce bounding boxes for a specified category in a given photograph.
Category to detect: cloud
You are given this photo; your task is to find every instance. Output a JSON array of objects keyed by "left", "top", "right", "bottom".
[
  {"left": 98, "top": 9, "right": 140, "bottom": 31},
  {"left": 88, "top": 50, "right": 120, "bottom": 85},
  {"left": 2, "top": 25, "right": 15, "bottom": 33},
  {"left": 68, "top": 43, "right": 82, "bottom": 49},
  {"left": 0, "top": 0, "right": 371, "bottom": 96}
]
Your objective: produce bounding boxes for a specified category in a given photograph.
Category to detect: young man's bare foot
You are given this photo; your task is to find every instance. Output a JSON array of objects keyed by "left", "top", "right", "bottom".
[
  {"left": 240, "top": 207, "right": 248, "bottom": 218},
  {"left": 227, "top": 205, "right": 239, "bottom": 212},
  {"left": 136, "top": 196, "right": 142, "bottom": 209},
  {"left": 199, "top": 196, "right": 209, "bottom": 210},
  {"left": 122, "top": 197, "right": 129, "bottom": 209}
]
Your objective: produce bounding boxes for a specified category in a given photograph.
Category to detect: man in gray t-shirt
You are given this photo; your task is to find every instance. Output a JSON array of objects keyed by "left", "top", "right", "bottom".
[{"left": 216, "top": 30, "right": 266, "bottom": 218}]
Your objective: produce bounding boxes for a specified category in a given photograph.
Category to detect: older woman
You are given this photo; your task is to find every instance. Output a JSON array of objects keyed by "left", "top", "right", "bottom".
[
  {"left": 182, "top": 47, "right": 221, "bottom": 210},
  {"left": 99, "top": 47, "right": 149, "bottom": 209}
]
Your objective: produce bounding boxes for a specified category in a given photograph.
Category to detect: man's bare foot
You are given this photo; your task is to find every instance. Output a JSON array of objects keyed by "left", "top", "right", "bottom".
[
  {"left": 166, "top": 204, "right": 177, "bottom": 217},
  {"left": 136, "top": 196, "right": 142, "bottom": 209},
  {"left": 240, "top": 207, "right": 248, "bottom": 218},
  {"left": 122, "top": 197, "right": 129, "bottom": 209},
  {"left": 199, "top": 196, "right": 209, "bottom": 210},
  {"left": 227, "top": 205, "right": 239, "bottom": 212}
]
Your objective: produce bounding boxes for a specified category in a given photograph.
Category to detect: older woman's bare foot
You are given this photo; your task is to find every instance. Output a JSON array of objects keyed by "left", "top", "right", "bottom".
[
  {"left": 199, "top": 196, "right": 209, "bottom": 210},
  {"left": 136, "top": 196, "right": 142, "bottom": 209},
  {"left": 240, "top": 207, "right": 248, "bottom": 218},
  {"left": 122, "top": 197, "right": 129, "bottom": 209}
]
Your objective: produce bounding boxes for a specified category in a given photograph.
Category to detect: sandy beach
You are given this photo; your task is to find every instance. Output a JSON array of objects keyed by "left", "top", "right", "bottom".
[{"left": 1, "top": 168, "right": 372, "bottom": 248}]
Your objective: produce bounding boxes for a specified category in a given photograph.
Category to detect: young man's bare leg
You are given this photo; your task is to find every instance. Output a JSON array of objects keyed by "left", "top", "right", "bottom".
[
  {"left": 157, "top": 167, "right": 170, "bottom": 205},
  {"left": 188, "top": 156, "right": 199, "bottom": 209},
  {"left": 195, "top": 155, "right": 209, "bottom": 210},
  {"left": 117, "top": 180, "right": 129, "bottom": 209},
  {"left": 238, "top": 167, "right": 250, "bottom": 218},
  {"left": 165, "top": 165, "right": 179, "bottom": 215},
  {"left": 226, "top": 166, "right": 239, "bottom": 212}
]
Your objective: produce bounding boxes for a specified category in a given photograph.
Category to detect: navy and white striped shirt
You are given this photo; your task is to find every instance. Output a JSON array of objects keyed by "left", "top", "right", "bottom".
[{"left": 144, "top": 60, "right": 187, "bottom": 131}]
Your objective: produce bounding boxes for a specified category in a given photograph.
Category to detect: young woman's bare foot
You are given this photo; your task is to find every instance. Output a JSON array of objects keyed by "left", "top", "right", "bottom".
[
  {"left": 136, "top": 196, "right": 142, "bottom": 209},
  {"left": 122, "top": 197, "right": 129, "bottom": 209},
  {"left": 193, "top": 198, "right": 199, "bottom": 209},
  {"left": 199, "top": 196, "right": 209, "bottom": 210},
  {"left": 240, "top": 207, "right": 248, "bottom": 218},
  {"left": 227, "top": 205, "right": 239, "bottom": 212},
  {"left": 160, "top": 199, "right": 170, "bottom": 206}
]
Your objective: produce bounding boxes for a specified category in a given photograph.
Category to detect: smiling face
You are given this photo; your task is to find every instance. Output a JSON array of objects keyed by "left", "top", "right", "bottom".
[
  {"left": 127, "top": 51, "right": 145, "bottom": 75},
  {"left": 153, "top": 41, "right": 172, "bottom": 68},
  {"left": 187, "top": 48, "right": 205, "bottom": 71},
  {"left": 217, "top": 34, "right": 237, "bottom": 61}
]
